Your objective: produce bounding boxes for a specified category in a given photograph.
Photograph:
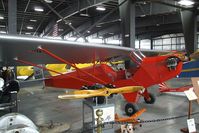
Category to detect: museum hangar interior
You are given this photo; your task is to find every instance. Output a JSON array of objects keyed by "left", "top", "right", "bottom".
[{"left": 0, "top": 0, "right": 199, "bottom": 132}]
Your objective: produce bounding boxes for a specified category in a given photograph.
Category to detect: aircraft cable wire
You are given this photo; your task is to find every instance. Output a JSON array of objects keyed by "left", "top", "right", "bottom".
[{"left": 81, "top": 111, "right": 199, "bottom": 132}]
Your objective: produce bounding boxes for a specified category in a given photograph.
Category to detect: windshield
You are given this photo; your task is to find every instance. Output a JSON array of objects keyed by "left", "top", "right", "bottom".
[{"left": 129, "top": 50, "right": 145, "bottom": 65}]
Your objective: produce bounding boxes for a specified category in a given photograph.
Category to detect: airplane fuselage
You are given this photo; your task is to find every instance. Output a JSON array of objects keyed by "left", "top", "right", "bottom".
[{"left": 45, "top": 54, "right": 182, "bottom": 103}]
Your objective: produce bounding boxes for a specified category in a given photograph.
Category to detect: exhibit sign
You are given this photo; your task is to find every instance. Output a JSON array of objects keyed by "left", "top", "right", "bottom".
[
  {"left": 184, "top": 88, "right": 198, "bottom": 101},
  {"left": 191, "top": 78, "right": 199, "bottom": 103},
  {"left": 94, "top": 106, "right": 115, "bottom": 125},
  {"left": 187, "top": 118, "right": 196, "bottom": 133},
  {"left": 121, "top": 124, "right": 134, "bottom": 133}
]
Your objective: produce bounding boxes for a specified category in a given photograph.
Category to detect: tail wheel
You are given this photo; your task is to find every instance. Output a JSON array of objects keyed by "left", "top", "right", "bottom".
[
  {"left": 144, "top": 93, "right": 155, "bottom": 104},
  {"left": 125, "top": 103, "right": 139, "bottom": 116}
]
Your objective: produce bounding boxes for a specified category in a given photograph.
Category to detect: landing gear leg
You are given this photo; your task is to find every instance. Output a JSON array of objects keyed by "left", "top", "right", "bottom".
[{"left": 125, "top": 103, "right": 139, "bottom": 116}]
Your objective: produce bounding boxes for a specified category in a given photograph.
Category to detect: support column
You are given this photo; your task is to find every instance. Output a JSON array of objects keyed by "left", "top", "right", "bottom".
[
  {"left": 0, "top": 45, "right": 2, "bottom": 66},
  {"left": 151, "top": 38, "right": 153, "bottom": 50},
  {"left": 119, "top": 0, "right": 136, "bottom": 48},
  {"left": 181, "top": 8, "right": 197, "bottom": 54},
  {"left": 119, "top": 0, "right": 136, "bottom": 69},
  {"left": 139, "top": 39, "right": 141, "bottom": 49},
  {"left": 8, "top": 0, "right": 17, "bottom": 34}
]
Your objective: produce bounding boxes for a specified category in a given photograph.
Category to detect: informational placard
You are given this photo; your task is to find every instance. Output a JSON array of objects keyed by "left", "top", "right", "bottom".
[
  {"left": 184, "top": 88, "right": 198, "bottom": 101},
  {"left": 191, "top": 78, "right": 199, "bottom": 104},
  {"left": 121, "top": 124, "right": 134, "bottom": 133},
  {"left": 94, "top": 106, "right": 115, "bottom": 125},
  {"left": 187, "top": 118, "right": 196, "bottom": 133}
]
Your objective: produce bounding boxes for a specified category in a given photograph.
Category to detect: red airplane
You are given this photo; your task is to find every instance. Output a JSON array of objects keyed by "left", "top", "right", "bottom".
[{"left": 0, "top": 35, "right": 183, "bottom": 116}]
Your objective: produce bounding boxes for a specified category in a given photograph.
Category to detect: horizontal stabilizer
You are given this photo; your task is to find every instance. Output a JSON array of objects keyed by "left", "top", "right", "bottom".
[
  {"left": 159, "top": 82, "right": 191, "bottom": 93},
  {"left": 115, "top": 108, "right": 146, "bottom": 122}
]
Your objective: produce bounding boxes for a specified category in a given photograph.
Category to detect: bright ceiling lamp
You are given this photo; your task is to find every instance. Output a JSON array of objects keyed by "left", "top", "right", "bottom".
[
  {"left": 80, "top": 13, "right": 90, "bottom": 17},
  {"left": 30, "top": 19, "right": 37, "bottom": 22},
  {"left": 96, "top": 6, "right": 106, "bottom": 11},
  {"left": 0, "top": 25, "right": 5, "bottom": 28},
  {"left": 0, "top": 31, "right": 6, "bottom": 34},
  {"left": 44, "top": 0, "right": 53, "bottom": 3},
  {"left": 0, "top": 16, "right": 4, "bottom": 20},
  {"left": 27, "top": 26, "right": 33, "bottom": 30},
  {"left": 34, "top": 7, "right": 44, "bottom": 12},
  {"left": 178, "top": 0, "right": 194, "bottom": 6},
  {"left": 96, "top": 25, "right": 102, "bottom": 27},
  {"left": 25, "top": 32, "right": 31, "bottom": 35}
]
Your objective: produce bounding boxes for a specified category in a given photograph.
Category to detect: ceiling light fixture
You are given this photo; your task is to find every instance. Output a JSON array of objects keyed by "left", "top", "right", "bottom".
[
  {"left": 156, "top": 24, "right": 160, "bottom": 26},
  {"left": 96, "top": 6, "right": 106, "bottom": 11},
  {"left": 27, "top": 26, "right": 33, "bottom": 30},
  {"left": 80, "top": 13, "right": 90, "bottom": 17},
  {"left": 25, "top": 32, "right": 31, "bottom": 35},
  {"left": 0, "top": 16, "right": 4, "bottom": 20},
  {"left": 30, "top": 19, "right": 37, "bottom": 22},
  {"left": 0, "top": 25, "right": 5, "bottom": 28},
  {"left": 125, "top": 34, "right": 129, "bottom": 37},
  {"left": 34, "top": 7, "right": 44, "bottom": 12},
  {"left": 44, "top": 0, "right": 53, "bottom": 3},
  {"left": 64, "top": 22, "right": 71, "bottom": 25},
  {"left": 140, "top": 14, "right": 146, "bottom": 17},
  {"left": 96, "top": 25, "right": 102, "bottom": 28},
  {"left": 65, "top": 22, "right": 72, "bottom": 25},
  {"left": 0, "top": 31, "right": 6, "bottom": 34},
  {"left": 178, "top": 0, "right": 194, "bottom": 6},
  {"left": 58, "top": 29, "right": 64, "bottom": 31}
]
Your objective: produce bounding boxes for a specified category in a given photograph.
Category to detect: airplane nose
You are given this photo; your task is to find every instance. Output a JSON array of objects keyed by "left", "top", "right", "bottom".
[{"left": 166, "top": 57, "right": 179, "bottom": 70}]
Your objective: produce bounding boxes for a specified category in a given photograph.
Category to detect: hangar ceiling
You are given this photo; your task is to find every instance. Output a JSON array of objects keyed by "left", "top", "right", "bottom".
[{"left": 0, "top": 0, "right": 198, "bottom": 39}]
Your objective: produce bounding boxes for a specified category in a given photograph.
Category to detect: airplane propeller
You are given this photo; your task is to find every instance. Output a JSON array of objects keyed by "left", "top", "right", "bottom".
[{"left": 58, "top": 86, "right": 144, "bottom": 99}]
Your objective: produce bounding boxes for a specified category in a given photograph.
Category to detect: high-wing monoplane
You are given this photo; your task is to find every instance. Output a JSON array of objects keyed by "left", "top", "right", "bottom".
[{"left": 0, "top": 34, "right": 183, "bottom": 116}]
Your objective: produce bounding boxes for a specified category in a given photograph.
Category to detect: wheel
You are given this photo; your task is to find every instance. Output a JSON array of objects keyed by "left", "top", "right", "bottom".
[
  {"left": 125, "top": 103, "right": 139, "bottom": 116},
  {"left": 144, "top": 93, "right": 156, "bottom": 104}
]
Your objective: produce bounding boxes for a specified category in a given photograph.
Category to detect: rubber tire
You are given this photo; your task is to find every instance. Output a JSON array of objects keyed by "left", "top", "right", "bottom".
[
  {"left": 125, "top": 103, "right": 139, "bottom": 116},
  {"left": 144, "top": 93, "right": 156, "bottom": 104}
]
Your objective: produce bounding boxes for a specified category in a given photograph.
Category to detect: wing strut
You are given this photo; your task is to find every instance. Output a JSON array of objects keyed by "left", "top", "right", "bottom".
[
  {"left": 14, "top": 58, "right": 93, "bottom": 85},
  {"left": 37, "top": 47, "right": 107, "bottom": 84}
]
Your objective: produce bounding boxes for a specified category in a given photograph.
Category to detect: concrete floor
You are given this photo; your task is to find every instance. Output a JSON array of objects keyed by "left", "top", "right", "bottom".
[{"left": 16, "top": 78, "right": 199, "bottom": 133}]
